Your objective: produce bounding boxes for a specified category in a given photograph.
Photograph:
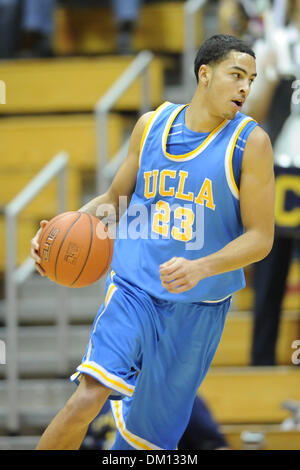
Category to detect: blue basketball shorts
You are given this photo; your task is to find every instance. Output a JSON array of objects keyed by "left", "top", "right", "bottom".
[{"left": 70, "top": 270, "right": 231, "bottom": 450}]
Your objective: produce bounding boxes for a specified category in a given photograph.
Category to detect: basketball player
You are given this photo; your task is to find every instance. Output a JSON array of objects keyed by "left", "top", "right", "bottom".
[{"left": 30, "top": 34, "right": 274, "bottom": 450}]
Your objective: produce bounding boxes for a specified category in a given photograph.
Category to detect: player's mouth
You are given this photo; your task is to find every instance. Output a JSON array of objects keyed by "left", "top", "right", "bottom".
[{"left": 231, "top": 98, "right": 244, "bottom": 110}]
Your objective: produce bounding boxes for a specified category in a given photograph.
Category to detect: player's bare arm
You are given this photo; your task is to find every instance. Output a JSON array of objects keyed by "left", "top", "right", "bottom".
[
  {"left": 30, "top": 112, "right": 154, "bottom": 275},
  {"left": 160, "top": 126, "right": 275, "bottom": 293}
]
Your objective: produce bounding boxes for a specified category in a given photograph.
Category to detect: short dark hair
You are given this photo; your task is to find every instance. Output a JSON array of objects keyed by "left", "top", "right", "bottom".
[{"left": 194, "top": 34, "right": 255, "bottom": 82}]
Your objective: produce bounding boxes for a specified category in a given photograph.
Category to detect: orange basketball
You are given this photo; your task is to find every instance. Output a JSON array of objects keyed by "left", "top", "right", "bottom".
[{"left": 38, "top": 211, "right": 113, "bottom": 288}]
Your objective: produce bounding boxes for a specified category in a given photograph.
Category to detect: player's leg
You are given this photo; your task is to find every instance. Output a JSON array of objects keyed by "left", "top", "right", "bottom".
[
  {"left": 36, "top": 374, "right": 111, "bottom": 450},
  {"left": 110, "top": 297, "right": 231, "bottom": 450}
]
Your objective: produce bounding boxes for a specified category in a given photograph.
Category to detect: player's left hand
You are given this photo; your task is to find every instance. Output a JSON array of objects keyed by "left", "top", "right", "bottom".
[{"left": 159, "top": 257, "right": 202, "bottom": 294}]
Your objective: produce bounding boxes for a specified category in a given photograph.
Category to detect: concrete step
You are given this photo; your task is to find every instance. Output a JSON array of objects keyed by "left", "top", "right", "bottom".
[
  {"left": 0, "top": 379, "right": 74, "bottom": 429},
  {"left": 17, "top": 273, "right": 106, "bottom": 300},
  {"left": 0, "top": 436, "right": 39, "bottom": 451},
  {"left": 0, "top": 325, "right": 91, "bottom": 377},
  {"left": 0, "top": 275, "right": 106, "bottom": 325}
]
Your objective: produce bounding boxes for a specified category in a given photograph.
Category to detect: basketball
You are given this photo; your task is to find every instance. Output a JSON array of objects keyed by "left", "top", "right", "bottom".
[{"left": 38, "top": 211, "right": 113, "bottom": 288}]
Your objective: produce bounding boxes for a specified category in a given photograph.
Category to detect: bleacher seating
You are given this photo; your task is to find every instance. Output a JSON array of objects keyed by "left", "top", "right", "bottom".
[
  {"left": 0, "top": 114, "right": 125, "bottom": 170},
  {"left": 0, "top": 0, "right": 299, "bottom": 451},
  {"left": 213, "top": 310, "right": 300, "bottom": 367},
  {"left": 0, "top": 54, "right": 164, "bottom": 272},
  {"left": 0, "top": 56, "right": 163, "bottom": 114}
]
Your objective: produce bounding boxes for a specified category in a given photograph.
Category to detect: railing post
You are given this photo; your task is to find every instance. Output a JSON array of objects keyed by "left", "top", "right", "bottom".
[
  {"left": 4, "top": 213, "right": 19, "bottom": 432},
  {"left": 57, "top": 165, "right": 68, "bottom": 375},
  {"left": 95, "top": 109, "right": 109, "bottom": 196},
  {"left": 4, "top": 152, "right": 69, "bottom": 432},
  {"left": 141, "top": 66, "right": 151, "bottom": 117},
  {"left": 95, "top": 51, "right": 153, "bottom": 196},
  {"left": 183, "top": 0, "right": 207, "bottom": 103}
]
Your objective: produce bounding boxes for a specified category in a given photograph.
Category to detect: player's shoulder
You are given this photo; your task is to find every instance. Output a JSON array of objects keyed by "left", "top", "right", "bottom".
[
  {"left": 242, "top": 124, "right": 274, "bottom": 171},
  {"left": 130, "top": 111, "right": 155, "bottom": 145},
  {"left": 245, "top": 125, "right": 272, "bottom": 153},
  {"left": 137, "top": 111, "right": 155, "bottom": 130}
]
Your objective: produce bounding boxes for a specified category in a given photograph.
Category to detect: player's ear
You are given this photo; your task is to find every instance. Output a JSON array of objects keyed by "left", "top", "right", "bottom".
[{"left": 198, "top": 64, "right": 211, "bottom": 86}]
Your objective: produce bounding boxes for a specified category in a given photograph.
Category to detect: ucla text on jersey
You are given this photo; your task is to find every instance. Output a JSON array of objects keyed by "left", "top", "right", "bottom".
[{"left": 112, "top": 102, "right": 258, "bottom": 302}]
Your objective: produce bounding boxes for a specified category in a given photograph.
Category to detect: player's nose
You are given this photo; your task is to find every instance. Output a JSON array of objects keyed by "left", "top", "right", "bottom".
[{"left": 238, "top": 79, "right": 250, "bottom": 96}]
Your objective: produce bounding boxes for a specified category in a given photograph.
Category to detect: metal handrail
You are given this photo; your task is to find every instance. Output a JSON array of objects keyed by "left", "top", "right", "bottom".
[
  {"left": 95, "top": 50, "right": 153, "bottom": 194},
  {"left": 4, "top": 152, "right": 69, "bottom": 432},
  {"left": 183, "top": 0, "right": 208, "bottom": 102}
]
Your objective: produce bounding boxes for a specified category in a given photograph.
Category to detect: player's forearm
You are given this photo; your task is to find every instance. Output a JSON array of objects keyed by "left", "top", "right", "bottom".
[
  {"left": 197, "top": 228, "right": 274, "bottom": 278},
  {"left": 79, "top": 190, "right": 120, "bottom": 221}
]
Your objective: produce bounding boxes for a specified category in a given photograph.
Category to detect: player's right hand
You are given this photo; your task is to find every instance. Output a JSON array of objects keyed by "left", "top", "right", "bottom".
[{"left": 30, "top": 220, "right": 48, "bottom": 276}]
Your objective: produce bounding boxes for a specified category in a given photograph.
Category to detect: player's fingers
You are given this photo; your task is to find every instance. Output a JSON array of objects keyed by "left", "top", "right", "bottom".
[
  {"left": 168, "top": 284, "right": 188, "bottom": 294},
  {"left": 160, "top": 257, "right": 177, "bottom": 268},
  {"left": 162, "top": 279, "right": 187, "bottom": 292},
  {"left": 30, "top": 246, "right": 41, "bottom": 264},
  {"left": 160, "top": 270, "right": 181, "bottom": 282},
  {"left": 35, "top": 262, "right": 45, "bottom": 277},
  {"left": 30, "top": 220, "right": 48, "bottom": 260},
  {"left": 165, "top": 277, "right": 186, "bottom": 289},
  {"left": 160, "top": 258, "right": 180, "bottom": 275}
]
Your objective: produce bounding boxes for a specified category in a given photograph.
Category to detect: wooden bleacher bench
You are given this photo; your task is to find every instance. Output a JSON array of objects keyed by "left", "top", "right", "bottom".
[
  {"left": 222, "top": 424, "right": 300, "bottom": 450},
  {"left": 0, "top": 56, "right": 163, "bottom": 114},
  {"left": 199, "top": 366, "right": 300, "bottom": 424},
  {"left": 0, "top": 114, "right": 125, "bottom": 170},
  {"left": 0, "top": 168, "right": 81, "bottom": 218},
  {"left": 212, "top": 310, "right": 300, "bottom": 367}
]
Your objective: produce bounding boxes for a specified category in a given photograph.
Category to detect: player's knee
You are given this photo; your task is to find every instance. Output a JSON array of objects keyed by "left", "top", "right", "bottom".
[{"left": 66, "top": 374, "right": 111, "bottom": 424}]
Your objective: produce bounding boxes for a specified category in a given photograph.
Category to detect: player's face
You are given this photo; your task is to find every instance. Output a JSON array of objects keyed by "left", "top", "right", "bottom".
[{"left": 204, "top": 50, "right": 257, "bottom": 120}]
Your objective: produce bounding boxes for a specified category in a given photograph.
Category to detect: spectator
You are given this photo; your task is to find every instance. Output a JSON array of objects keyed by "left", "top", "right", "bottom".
[
  {"left": 111, "top": 0, "right": 143, "bottom": 55},
  {"left": 178, "top": 395, "right": 229, "bottom": 450},
  {"left": 19, "top": 0, "right": 56, "bottom": 58},
  {"left": 0, "top": 0, "right": 21, "bottom": 59},
  {"left": 243, "top": 0, "right": 300, "bottom": 365}
]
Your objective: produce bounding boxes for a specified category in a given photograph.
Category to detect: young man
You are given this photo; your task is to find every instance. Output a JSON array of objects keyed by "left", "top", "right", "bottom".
[{"left": 31, "top": 34, "right": 274, "bottom": 450}]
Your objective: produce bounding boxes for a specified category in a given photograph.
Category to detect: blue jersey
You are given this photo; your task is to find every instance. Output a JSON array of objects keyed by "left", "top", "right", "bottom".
[{"left": 111, "top": 101, "right": 257, "bottom": 302}]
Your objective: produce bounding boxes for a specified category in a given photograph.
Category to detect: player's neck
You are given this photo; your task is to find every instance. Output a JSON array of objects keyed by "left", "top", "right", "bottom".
[{"left": 185, "top": 94, "right": 225, "bottom": 133}]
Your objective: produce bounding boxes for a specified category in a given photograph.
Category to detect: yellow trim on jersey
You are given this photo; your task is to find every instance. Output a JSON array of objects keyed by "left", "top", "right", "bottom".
[
  {"left": 138, "top": 101, "right": 171, "bottom": 167},
  {"left": 70, "top": 279, "right": 119, "bottom": 388},
  {"left": 104, "top": 282, "right": 117, "bottom": 307},
  {"left": 78, "top": 361, "right": 135, "bottom": 396},
  {"left": 162, "top": 105, "right": 229, "bottom": 160},
  {"left": 227, "top": 117, "right": 255, "bottom": 197},
  {"left": 111, "top": 400, "right": 163, "bottom": 450}
]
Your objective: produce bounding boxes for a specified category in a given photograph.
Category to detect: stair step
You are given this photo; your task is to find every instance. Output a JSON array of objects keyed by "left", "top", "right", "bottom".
[
  {"left": 0, "top": 436, "right": 39, "bottom": 451},
  {"left": 0, "top": 379, "right": 74, "bottom": 428},
  {"left": 0, "top": 325, "right": 91, "bottom": 377},
  {"left": 0, "top": 275, "right": 106, "bottom": 325}
]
